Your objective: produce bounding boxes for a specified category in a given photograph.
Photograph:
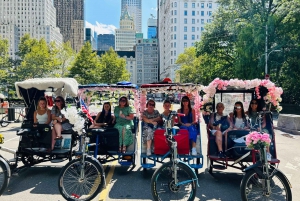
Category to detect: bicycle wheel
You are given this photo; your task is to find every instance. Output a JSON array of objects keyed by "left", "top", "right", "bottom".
[
  {"left": 1, "top": 116, "right": 9, "bottom": 127},
  {"left": 0, "top": 159, "right": 9, "bottom": 195},
  {"left": 58, "top": 157, "right": 105, "bottom": 201},
  {"left": 151, "top": 161, "right": 197, "bottom": 201},
  {"left": 240, "top": 169, "right": 292, "bottom": 201}
]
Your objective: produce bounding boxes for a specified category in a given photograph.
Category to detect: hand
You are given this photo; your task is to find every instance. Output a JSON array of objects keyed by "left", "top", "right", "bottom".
[
  {"left": 152, "top": 121, "right": 157, "bottom": 126},
  {"left": 53, "top": 119, "right": 58, "bottom": 125},
  {"left": 57, "top": 117, "right": 62, "bottom": 122},
  {"left": 120, "top": 114, "right": 125, "bottom": 118}
]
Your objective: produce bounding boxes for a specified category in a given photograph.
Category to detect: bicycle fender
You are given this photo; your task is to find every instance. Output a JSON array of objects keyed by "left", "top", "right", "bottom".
[
  {"left": 85, "top": 155, "right": 106, "bottom": 187},
  {"left": 178, "top": 160, "right": 199, "bottom": 187},
  {"left": 0, "top": 156, "right": 11, "bottom": 178},
  {"left": 243, "top": 162, "right": 261, "bottom": 172}
]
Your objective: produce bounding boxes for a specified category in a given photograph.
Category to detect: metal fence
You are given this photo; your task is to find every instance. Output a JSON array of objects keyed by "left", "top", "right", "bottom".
[{"left": 0, "top": 106, "right": 26, "bottom": 121}]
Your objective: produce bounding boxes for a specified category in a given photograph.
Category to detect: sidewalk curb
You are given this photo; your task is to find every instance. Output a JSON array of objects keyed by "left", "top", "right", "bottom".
[{"left": 274, "top": 126, "right": 300, "bottom": 135}]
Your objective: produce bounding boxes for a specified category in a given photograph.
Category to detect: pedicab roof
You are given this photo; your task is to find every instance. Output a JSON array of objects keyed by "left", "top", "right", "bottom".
[
  {"left": 140, "top": 83, "right": 202, "bottom": 93},
  {"left": 15, "top": 78, "right": 79, "bottom": 98}
]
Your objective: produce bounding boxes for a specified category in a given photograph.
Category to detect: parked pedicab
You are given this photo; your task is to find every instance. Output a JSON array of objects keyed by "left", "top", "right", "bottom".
[
  {"left": 140, "top": 82, "right": 204, "bottom": 173},
  {"left": 78, "top": 81, "right": 139, "bottom": 167},
  {"left": 0, "top": 78, "right": 79, "bottom": 195},
  {"left": 202, "top": 78, "right": 282, "bottom": 174}
]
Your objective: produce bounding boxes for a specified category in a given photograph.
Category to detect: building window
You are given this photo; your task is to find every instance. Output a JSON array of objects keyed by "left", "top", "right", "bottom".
[
  {"left": 171, "top": 59, "right": 173, "bottom": 64},
  {"left": 174, "top": 10, "right": 177, "bottom": 15},
  {"left": 184, "top": 42, "right": 187, "bottom": 48},
  {"left": 192, "top": 11, "right": 195, "bottom": 16},
  {"left": 201, "top": 27, "right": 204, "bottom": 31},
  {"left": 184, "top": 26, "right": 187, "bottom": 32},
  {"left": 201, "top": 19, "right": 204, "bottom": 24},
  {"left": 174, "top": 34, "right": 176, "bottom": 39},
  {"left": 201, "top": 3, "right": 204, "bottom": 8},
  {"left": 174, "top": 42, "right": 176, "bottom": 47},
  {"left": 192, "top": 19, "right": 195, "bottom": 24},
  {"left": 184, "top": 18, "right": 187, "bottom": 24},
  {"left": 201, "top": 11, "right": 204, "bottom": 16},
  {"left": 174, "top": 26, "right": 177, "bottom": 31},
  {"left": 209, "top": 3, "right": 212, "bottom": 8},
  {"left": 184, "top": 3, "right": 188, "bottom": 8},
  {"left": 171, "top": 51, "right": 173, "bottom": 56},
  {"left": 184, "top": 10, "right": 187, "bottom": 16},
  {"left": 174, "top": 2, "right": 177, "bottom": 7},
  {"left": 191, "top": 42, "right": 194, "bottom": 46},
  {"left": 192, "top": 3, "right": 195, "bottom": 8},
  {"left": 192, "top": 27, "right": 195, "bottom": 32},
  {"left": 192, "top": 35, "right": 195, "bottom": 40},
  {"left": 184, "top": 34, "right": 187, "bottom": 40},
  {"left": 174, "top": 18, "right": 177, "bottom": 23},
  {"left": 174, "top": 50, "right": 176, "bottom": 56},
  {"left": 171, "top": 18, "right": 173, "bottom": 23}
]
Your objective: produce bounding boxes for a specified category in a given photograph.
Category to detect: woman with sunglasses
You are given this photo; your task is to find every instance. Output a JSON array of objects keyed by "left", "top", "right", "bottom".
[
  {"left": 142, "top": 100, "right": 161, "bottom": 156},
  {"left": 114, "top": 96, "right": 134, "bottom": 153},
  {"left": 90, "top": 102, "right": 115, "bottom": 128},
  {"left": 50, "top": 96, "right": 72, "bottom": 150},
  {"left": 33, "top": 97, "right": 51, "bottom": 126},
  {"left": 177, "top": 96, "right": 198, "bottom": 155},
  {"left": 231, "top": 101, "right": 249, "bottom": 130}
]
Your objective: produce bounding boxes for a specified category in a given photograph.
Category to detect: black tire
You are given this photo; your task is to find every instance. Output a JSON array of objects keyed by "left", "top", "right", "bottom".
[
  {"left": 151, "top": 161, "right": 197, "bottom": 201},
  {"left": 240, "top": 169, "right": 292, "bottom": 201},
  {"left": 0, "top": 159, "right": 9, "bottom": 195},
  {"left": 1, "top": 116, "right": 9, "bottom": 127},
  {"left": 58, "top": 157, "right": 105, "bottom": 201}
]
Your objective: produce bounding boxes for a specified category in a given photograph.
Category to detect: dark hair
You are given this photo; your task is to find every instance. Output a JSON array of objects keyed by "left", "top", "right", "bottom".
[
  {"left": 98, "top": 102, "right": 112, "bottom": 123},
  {"left": 54, "top": 96, "right": 66, "bottom": 113},
  {"left": 163, "top": 100, "right": 171, "bottom": 105},
  {"left": 119, "top": 96, "right": 129, "bottom": 107},
  {"left": 180, "top": 96, "right": 192, "bottom": 114},
  {"left": 233, "top": 101, "right": 247, "bottom": 124},
  {"left": 248, "top": 99, "right": 262, "bottom": 116},
  {"left": 146, "top": 99, "right": 155, "bottom": 107}
]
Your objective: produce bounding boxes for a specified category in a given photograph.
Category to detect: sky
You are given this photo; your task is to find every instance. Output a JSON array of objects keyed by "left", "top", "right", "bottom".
[{"left": 85, "top": 0, "right": 157, "bottom": 38}]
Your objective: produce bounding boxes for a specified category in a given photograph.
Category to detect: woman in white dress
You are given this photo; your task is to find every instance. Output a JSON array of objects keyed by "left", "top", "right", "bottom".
[{"left": 33, "top": 97, "right": 51, "bottom": 125}]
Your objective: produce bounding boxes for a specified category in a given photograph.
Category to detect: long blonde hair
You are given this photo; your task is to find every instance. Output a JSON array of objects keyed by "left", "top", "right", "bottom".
[{"left": 37, "top": 97, "right": 47, "bottom": 110}]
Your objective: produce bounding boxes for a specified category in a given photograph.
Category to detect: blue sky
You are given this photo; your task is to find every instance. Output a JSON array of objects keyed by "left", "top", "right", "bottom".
[{"left": 85, "top": 0, "right": 157, "bottom": 37}]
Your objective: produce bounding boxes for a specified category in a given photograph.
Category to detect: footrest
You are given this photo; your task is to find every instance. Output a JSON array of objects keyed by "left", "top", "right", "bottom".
[
  {"left": 51, "top": 158, "right": 64, "bottom": 163},
  {"left": 212, "top": 165, "right": 226, "bottom": 170}
]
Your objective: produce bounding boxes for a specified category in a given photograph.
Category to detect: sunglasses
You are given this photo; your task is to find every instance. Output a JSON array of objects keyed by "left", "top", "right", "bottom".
[
  {"left": 251, "top": 102, "right": 258, "bottom": 105},
  {"left": 148, "top": 103, "right": 155, "bottom": 106},
  {"left": 234, "top": 106, "right": 242, "bottom": 109},
  {"left": 55, "top": 100, "right": 61, "bottom": 102},
  {"left": 120, "top": 99, "right": 126, "bottom": 102},
  {"left": 182, "top": 99, "right": 189, "bottom": 102}
]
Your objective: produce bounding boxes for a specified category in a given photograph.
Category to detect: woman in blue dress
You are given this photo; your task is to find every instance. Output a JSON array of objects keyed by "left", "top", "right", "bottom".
[{"left": 177, "top": 96, "right": 198, "bottom": 155}]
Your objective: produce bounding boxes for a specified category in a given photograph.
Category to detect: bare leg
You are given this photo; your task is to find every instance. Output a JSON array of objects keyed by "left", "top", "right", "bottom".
[
  {"left": 122, "top": 127, "right": 126, "bottom": 153},
  {"left": 51, "top": 128, "right": 56, "bottom": 150},
  {"left": 147, "top": 140, "right": 152, "bottom": 150},
  {"left": 54, "top": 123, "right": 62, "bottom": 137},
  {"left": 214, "top": 131, "right": 223, "bottom": 152},
  {"left": 192, "top": 141, "right": 196, "bottom": 148}
]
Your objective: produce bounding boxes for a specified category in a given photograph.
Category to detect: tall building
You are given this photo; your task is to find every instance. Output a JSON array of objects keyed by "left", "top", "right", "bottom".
[
  {"left": 97, "top": 34, "right": 115, "bottom": 51},
  {"left": 135, "top": 33, "right": 159, "bottom": 85},
  {"left": 147, "top": 17, "right": 158, "bottom": 39},
  {"left": 121, "top": 0, "right": 142, "bottom": 33},
  {"left": 0, "top": 0, "right": 62, "bottom": 59},
  {"left": 158, "top": 0, "right": 218, "bottom": 80},
  {"left": 54, "top": 0, "right": 84, "bottom": 52},
  {"left": 85, "top": 28, "right": 97, "bottom": 50},
  {"left": 115, "top": 7, "right": 136, "bottom": 51}
]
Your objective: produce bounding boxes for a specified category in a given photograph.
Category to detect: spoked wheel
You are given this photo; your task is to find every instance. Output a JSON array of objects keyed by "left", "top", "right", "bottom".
[
  {"left": 1, "top": 116, "right": 9, "bottom": 127},
  {"left": 151, "top": 161, "right": 197, "bottom": 201},
  {"left": 0, "top": 159, "right": 9, "bottom": 195},
  {"left": 240, "top": 169, "right": 292, "bottom": 201},
  {"left": 58, "top": 157, "right": 105, "bottom": 201}
]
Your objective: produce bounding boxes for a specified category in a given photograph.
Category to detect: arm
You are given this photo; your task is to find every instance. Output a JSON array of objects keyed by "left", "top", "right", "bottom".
[
  {"left": 262, "top": 114, "right": 267, "bottom": 128},
  {"left": 125, "top": 113, "right": 134, "bottom": 120},
  {"left": 45, "top": 110, "right": 52, "bottom": 124},
  {"left": 93, "top": 112, "right": 102, "bottom": 126},
  {"left": 33, "top": 111, "right": 37, "bottom": 125}
]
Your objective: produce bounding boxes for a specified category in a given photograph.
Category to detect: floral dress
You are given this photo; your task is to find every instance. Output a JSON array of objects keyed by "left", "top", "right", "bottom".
[
  {"left": 114, "top": 106, "right": 134, "bottom": 146},
  {"left": 142, "top": 109, "right": 160, "bottom": 144}
]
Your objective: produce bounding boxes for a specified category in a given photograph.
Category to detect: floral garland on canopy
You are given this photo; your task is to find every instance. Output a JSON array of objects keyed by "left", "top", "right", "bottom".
[
  {"left": 139, "top": 84, "right": 202, "bottom": 120},
  {"left": 201, "top": 78, "right": 283, "bottom": 111}
]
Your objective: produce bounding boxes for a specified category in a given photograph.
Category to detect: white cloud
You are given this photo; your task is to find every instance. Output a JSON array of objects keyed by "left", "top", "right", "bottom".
[{"left": 85, "top": 21, "right": 117, "bottom": 35}]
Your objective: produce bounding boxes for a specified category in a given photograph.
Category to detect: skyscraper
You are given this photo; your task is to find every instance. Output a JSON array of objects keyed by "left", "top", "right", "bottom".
[
  {"left": 97, "top": 34, "right": 115, "bottom": 51},
  {"left": 121, "top": 0, "right": 142, "bottom": 33},
  {"left": 54, "top": 0, "right": 84, "bottom": 52},
  {"left": 147, "top": 16, "right": 157, "bottom": 39},
  {"left": 115, "top": 7, "right": 136, "bottom": 51},
  {"left": 0, "top": 0, "right": 62, "bottom": 59},
  {"left": 158, "top": 0, "right": 218, "bottom": 81}
]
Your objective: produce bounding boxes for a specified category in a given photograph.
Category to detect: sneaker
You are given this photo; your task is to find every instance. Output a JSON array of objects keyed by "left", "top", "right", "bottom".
[
  {"left": 218, "top": 151, "right": 225, "bottom": 158},
  {"left": 146, "top": 149, "right": 151, "bottom": 156},
  {"left": 267, "top": 153, "right": 272, "bottom": 161},
  {"left": 191, "top": 148, "right": 197, "bottom": 156}
]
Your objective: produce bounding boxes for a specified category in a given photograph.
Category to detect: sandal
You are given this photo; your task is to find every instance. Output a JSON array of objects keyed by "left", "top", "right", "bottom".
[
  {"left": 122, "top": 146, "right": 126, "bottom": 153},
  {"left": 55, "top": 136, "right": 63, "bottom": 140}
]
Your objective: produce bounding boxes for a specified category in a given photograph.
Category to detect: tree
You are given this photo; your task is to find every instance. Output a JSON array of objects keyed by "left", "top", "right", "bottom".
[
  {"left": 0, "top": 37, "right": 10, "bottom": 84},
  {"left": 98, "top": 47, "right": 130, "bottom": 83},
  {"left": 53, "top": 42, "right": 75, "bottom": 77},
  {"left": 68, "top": 42, "right": 101, "bottom": 84}
]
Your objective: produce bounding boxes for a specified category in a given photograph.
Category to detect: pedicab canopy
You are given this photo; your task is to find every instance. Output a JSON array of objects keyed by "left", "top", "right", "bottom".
[
  {"left": 78, "top": 82, "right": 139, "bottom": 116},
  {"left": 140, "top": 82, "right": 203, "bottom": 121},
  {"left": 15, "top": 78, "right": 79, "bottom": 120},
  {"left": 201, "top": 78, "right": 283, "bottom": 115}
]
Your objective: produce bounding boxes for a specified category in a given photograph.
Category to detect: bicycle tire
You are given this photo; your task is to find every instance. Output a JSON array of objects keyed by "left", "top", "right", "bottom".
[
  {"left": 0, "top": 159, "right": 9, "bottom": 195},
  {"left": 58, "top": 157, "right": 105, "bottom": 201},
  {"left": 240, "top": 169, "right": 292, "bottom": 201},
  {"left": 151, "top": 161, "right": 197, "bottom": 201},
  {"left": 1, "top": 116, "right": 9, "bottom": 127}
]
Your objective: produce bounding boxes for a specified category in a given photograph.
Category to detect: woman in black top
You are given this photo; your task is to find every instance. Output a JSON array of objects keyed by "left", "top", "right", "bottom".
[{"left": 89, "top": 102, "right": 115, "bottom": 128}]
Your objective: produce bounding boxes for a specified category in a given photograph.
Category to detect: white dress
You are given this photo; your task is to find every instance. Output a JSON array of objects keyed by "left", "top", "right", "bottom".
[{"left": 36, "top": 112, "right": 48, "bottom": 124}]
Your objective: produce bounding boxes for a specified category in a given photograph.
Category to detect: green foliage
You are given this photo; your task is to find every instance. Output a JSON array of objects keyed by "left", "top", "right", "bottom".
[
  {"left": 98, "top": 47, "right": 130, "bottom": 83},
  {"left": 68, "top": 42, "right": 101, "bottom": 84},
  {"left": 54, "top": 42, "right": 75, "bottom": 77},
  {"left": 0, "top": 37, "right": 10, "bottom": 83}
]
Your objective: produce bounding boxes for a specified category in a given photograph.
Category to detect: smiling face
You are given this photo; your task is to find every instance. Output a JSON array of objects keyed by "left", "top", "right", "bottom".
[
  {"left": 103, "top": 103, "right": 111, "bottom": 111},
  {"left": 38, "top": 99, "right": 47, "bottom": 109},
  {"left": 119, "top": 97, "right": 128, "bottom": 107},
  {"left": 250, "top": 101, "right": 258, "bottom": 111},
  {"left": 216, "top": 103, "right": 224, "bottom": 114}
]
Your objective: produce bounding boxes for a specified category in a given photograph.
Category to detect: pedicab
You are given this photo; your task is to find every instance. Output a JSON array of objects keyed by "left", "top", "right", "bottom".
[
  {"left": 78, "top": 81, "right": 139, "bottom": 167},
  {"left": 0, "top": 78, "right": 79, "bottom": 172},
  {"left": 202, "top": 78, "right": 282, "bottom": 174},
  {"left": 140, "top": 82, "right": 204, "bottom": 173}
]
